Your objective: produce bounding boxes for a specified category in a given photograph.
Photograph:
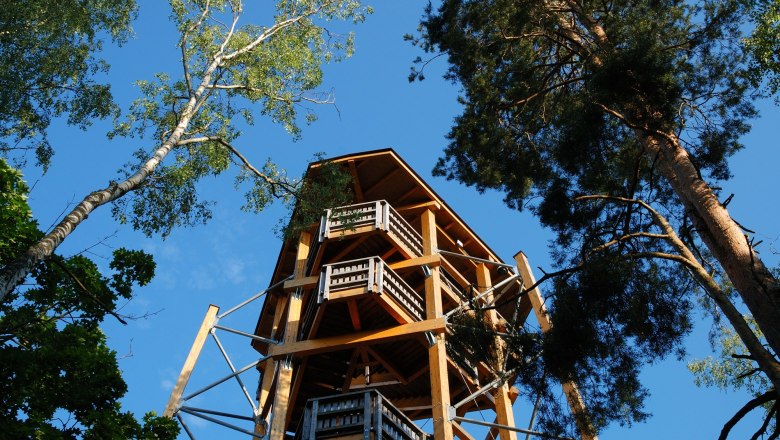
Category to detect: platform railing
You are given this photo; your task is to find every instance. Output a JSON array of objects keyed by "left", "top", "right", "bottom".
[
  {"left": 315, "top": 256, "right": 425, "bottom": 323},
  {"left": 384, "top": 203, "right": 423, "bottom": 256},
  {"left": 318, "top": 200, "right": 424, "bottom": 257},
  {"left": 296, "top": 389, "right": 430, "bottom": 440}
]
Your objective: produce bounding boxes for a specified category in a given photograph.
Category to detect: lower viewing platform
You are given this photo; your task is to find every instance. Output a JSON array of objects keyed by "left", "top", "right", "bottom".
[{"left": 297, "top": 389, "right": 430, "bottom": 440}]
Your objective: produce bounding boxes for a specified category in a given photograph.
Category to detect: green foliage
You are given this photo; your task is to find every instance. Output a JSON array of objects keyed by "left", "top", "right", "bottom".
[
  {"left": 0, "top": 160, "right": 41, "bottom": 260},
  {"left": 413, "top": 0, "right": 761, "bottom": 434},
  {"left": 745, "top": 0, "right": 780, "bottom": 100},
  {"left": 689, "top": 317, "right": 770, "bottom": 395},
  {"left": 109, "top": 0, "right": 370, "bottom": 238},
  {"left": 276, "top": 156, "right": 356, "bottom": 239},
  {"left": 0, "top": 0, "right": 137, "bottom": 170},
  {"left": 0, "top": 160, "right": 177, "bottom": 439}
]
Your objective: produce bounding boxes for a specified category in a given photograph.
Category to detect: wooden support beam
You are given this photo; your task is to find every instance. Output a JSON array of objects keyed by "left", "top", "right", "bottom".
[
  {"left": 269, "top": 232, "right": 312, "bottom": 439},
  {"left": 395, "top": 185, "right": 421, "bottom": 205},
  {"left": 255, "top": 292, "right": 291, "bottom": 435},
  {"left": 284, "top": 358, "right": 308, "bottom": 428},
  {"left": 406, "top": 364, "right": 430, "bottom": 384},
  {"left": 348, "top": 160, "right": 364, "bottom": 202},
  {"left": 349, "top": 372, "right": 400, "bottom": 388},
  {"left": 270, "top": 295, "right": 289, "bottom": 341},
  {"left": 393, "top": 395, "right": 433, "bottom": 412},
  {"left": 453, "top": 421, "right": 477, "bottom": 440},
  {"left": 257, "top": 358, "right": 277, "bottom": 418},
  {"left": 283, "top": 275, "right": 319, "bottom": 291},
  {"left": 268, "top": 318, "right": 446, "bottom": 358},
  {"left": 348, "top": 299, "right": 362, "bottom": 331},
  {"left": 342, "top": 348, "right": 363, "bottom": 392},
  {"left": 493, "top": 384, "right": 517, "bottom": 440},
  {"left": 375, "top": 292, "right": 416, "bottom": 324},
  {"left": 269, "top": 362, "right": 293, "bottom": 439},
  {"left": 422, "top": 209, "right": 454, "bottom": 440},
  {"left": 436, "top": 224, "right": 479, "bottom": 269},
  {"left": 329, "top": 235, "right": 370, "bottom": 264},
  {"left": 484, "top": 387, "right": 520, "bottom": 440},
  {"left": 514, "top": 252, "right": 598, "bottom": 440},
  {"left": 164, "top": 304, "right": 219, "bottom": 418},
  {"left": 395, "top": 200, "right": 441, "bottom": 215},
  {"left": 365, "top": 346, "right": 408, "bottom": 385},
  {"left": 388, "top": 254, "right": 441, "bottom": 271},
  {"left": 328, "top": 286, "right": 369, "bottom": 302},
  {"left": 381, "top": 247, "right": 398, "bottom": 261},
  {"left": 363, "top": 167, "right": 403, "bottom": 196},
  {"left": 476, "top": 264, "right": 516, "bottom": 440},
  {"left": 440, "top": 256, "right": 471, "bottom": 291}
]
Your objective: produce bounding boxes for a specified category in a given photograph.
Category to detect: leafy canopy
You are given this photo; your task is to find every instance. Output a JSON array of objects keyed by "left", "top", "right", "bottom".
[
  {"left": 0, "top": 158, "right": 178, "bottom": 439},
  {"left": 109, "top": 0, "right": 369, "bottom": 238},
  {"left": 0, "top": 0, "right": 137, "bottom": 170},
  {"left": 413, "top": 0, "right": 764, "bottom": 435}
]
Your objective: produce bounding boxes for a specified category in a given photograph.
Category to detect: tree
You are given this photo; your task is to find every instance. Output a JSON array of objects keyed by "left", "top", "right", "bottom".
[
  {"left": 0, "top": 0, "right": 369, "bottom": 300},
  {"left": 0, "top": 0, "right": 138, "bottom": 170},
  {"left": 412, "top": 0, "right": 780, "bottom": 436},
  {"left": 0, "top": 158, "right": 179, "bottom": 439}
]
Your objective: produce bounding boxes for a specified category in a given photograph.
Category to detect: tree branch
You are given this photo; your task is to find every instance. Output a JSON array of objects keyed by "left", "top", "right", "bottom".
[
  {"left": 48, "top": 256, "right": 127, "bottom": 325},
  {"left": 719, "top": 390, "right": 776, "bottom": 440},
  {"left": 175, "top": 136, "right": 298, "bottom": 198}
]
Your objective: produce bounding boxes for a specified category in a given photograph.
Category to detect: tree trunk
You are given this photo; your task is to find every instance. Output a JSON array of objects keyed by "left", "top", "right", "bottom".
[{"left": 647, "top": 133, "right": 780, "bottom": 359}]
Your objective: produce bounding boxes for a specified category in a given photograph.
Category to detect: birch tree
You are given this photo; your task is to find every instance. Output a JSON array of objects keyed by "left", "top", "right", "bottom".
[{"left": 0, "top": 0, "right": 369, "bottom": 300}]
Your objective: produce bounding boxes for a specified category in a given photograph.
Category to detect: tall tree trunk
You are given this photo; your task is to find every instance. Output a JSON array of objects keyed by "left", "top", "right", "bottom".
[{"left": 647, "top": 133, "right": 780, "bottom": 359}]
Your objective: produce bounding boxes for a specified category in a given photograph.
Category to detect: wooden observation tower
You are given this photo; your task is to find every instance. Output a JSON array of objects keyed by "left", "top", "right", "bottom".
[{"left": 164, "top": 149, "right": 594, "bottom": 440}]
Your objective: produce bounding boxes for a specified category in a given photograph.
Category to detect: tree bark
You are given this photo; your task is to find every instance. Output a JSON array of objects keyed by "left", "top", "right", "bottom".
[
  {"left": 645, "top": 133, "right": 780, "bottom": 361},
  {"left": 562, "top": 3, "right": 780, "bottom": 392},
  {"left": 719, "top": 390, "right": 777, "bottom": 440}
]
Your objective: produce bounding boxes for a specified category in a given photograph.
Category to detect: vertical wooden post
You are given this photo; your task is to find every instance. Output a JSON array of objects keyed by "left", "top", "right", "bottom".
[
  {"left": 514, "top": 252, "right": 598, "bottom": 440},
  {"left": 255, "top": 294, "right": 290, "bottom": 436},
  {"left": 421, "top": 209, "right": 454, "bottom": 440},
  {"left": 476, "top": 264, "right": 517, "bottom": 440},
  {"left": 164, "top": 304, "right": 220, "bottom": 417},
  {"left": 269, "top": 231, "right": 312, "bottom": 440}
]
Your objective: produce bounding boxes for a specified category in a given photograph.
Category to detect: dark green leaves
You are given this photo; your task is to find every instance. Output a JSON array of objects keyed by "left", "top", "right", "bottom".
[
  {"left": 416, "top": 0, "right": 761, "bottom": 433},
  {"left": 0, "top": 161, "right": 175, "bottom": 439}
]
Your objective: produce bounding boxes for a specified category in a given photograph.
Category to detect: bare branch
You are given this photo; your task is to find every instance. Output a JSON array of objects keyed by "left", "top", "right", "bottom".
[
  {"left": 175, "top": 136, "right": 298, "bottom": 198},
  {"left": 719, "top": 391, "right": 777, "bottom": 440}
]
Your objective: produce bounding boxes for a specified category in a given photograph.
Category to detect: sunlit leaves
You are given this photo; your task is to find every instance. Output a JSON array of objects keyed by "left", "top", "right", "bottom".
[
  {"left": 745, "top": 0, "right": 780, "bottom": 100},
  {"left": 109, "top": 1, "right": 370, "bottom": 239},
  {"left": 0, "top": 0, "right": 137, "bottom": 170}
]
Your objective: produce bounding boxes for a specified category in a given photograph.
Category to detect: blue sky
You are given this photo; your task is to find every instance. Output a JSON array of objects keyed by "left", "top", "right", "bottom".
[{"left": 22, "top": 1, "right": 780, "bottom": 438}]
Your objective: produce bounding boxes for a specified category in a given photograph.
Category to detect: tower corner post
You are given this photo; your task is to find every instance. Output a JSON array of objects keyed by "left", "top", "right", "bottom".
[{"left": 421, "top": 209, "right": 454, "bottom": 440}]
